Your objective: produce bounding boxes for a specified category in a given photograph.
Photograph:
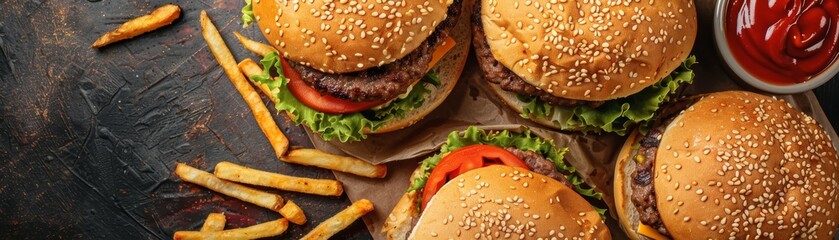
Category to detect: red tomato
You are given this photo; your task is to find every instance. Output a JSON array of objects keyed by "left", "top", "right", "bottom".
[
  {"left": 421, "top": 145, "right": 530, "bottom": 210},
  {"left": 280, "top": 57, "right": 386, "bottom": 114}
]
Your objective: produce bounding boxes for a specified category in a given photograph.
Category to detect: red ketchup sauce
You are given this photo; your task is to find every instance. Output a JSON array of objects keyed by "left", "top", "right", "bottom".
[{"left": 726, "top": 0, "right": 839, "bottom": 85}]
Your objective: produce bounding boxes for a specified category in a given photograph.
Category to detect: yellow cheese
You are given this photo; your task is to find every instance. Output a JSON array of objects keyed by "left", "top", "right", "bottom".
[
  {"left": 638, "top": 222, "right": 670, "bottom": 240},
  {"left": 427, "top": 36, "right": 456, "bottom": 71}
]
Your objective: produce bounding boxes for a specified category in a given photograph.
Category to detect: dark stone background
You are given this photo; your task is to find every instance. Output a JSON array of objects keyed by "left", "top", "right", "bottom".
[
  {"left": 0, "top": 0, "right": 837, "bottom": 240},
  {"left": 0, "top": 0, "right": 369, "bottom": 239}
]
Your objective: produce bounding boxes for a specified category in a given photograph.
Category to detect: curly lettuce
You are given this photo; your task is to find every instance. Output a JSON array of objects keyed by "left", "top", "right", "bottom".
[
  {"left": 409, "top": 127, "right": 604, "bottom": 215},
  {"left": 241, "top": 0, "right": 255, "bottom": 28},
  {"left": 521, "top": 56, "right": 697, "bottom": 136},
  {"left": 251, "top": 51, "right": 437, "bottom": 142}
]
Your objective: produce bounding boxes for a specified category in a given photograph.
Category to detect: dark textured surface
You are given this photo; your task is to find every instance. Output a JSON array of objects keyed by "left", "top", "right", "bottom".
[
  {"left": 0, "top": 1, "right": 370, "bottom": 239},
  {"left": 1, "top": 1, "right": 838, "bottom": 240},
  {"left": 814, "top": 79, "right": 839, "bottom": 132}
]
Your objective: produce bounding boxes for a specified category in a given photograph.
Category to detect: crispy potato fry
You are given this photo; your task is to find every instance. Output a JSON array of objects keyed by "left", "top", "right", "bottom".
[
  {"left": 91, "top": 4, "right": 181, "bottom": 48},
  {"left": 285, "top": 149, "right": 387, "bottom": 178},
  {"left": 233, "top": 32, "right": 277, "bottom": 57},
  {"left": 176, "top": 163, "right": 284, "bottom": 212},
  {"left": 174, "top": 218, "right": 288, "bottom": 240},
  {"left": 200, "top": 213, "right": 226, "bottom": 232},
  {"left": 214, "top": 161, "right": 343, "bottom": 196},
  {"left": 301, "top": 199, "right": 375, "bottom": 240},
  {"left": 280, "top": 200, "right": 308, "bottom": 225},
  {"left": 200, "top": 11, "right": 289, "bottom": 158},
  {"left": 238, "top": 59, "right": 280, "bottom": 104}
]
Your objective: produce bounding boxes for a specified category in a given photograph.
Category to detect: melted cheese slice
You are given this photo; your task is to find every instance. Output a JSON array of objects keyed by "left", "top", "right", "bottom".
[
  {"left": 638, "top": 222, "right": 670, "bottom": 240},
  {"left": 427, "top": 36, "right": 456, "bottom": 72}
]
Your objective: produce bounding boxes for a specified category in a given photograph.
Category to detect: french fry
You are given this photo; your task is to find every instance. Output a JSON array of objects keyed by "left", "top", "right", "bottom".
[
  {"left": 233, "top": 32, "right": 277, "bottom": 57},
  {"left": 174, "top": 218, "right": 288, "bottom": 240},
  {"left": 91, "top": 4, "right": 181, "bottom": 48},
  {"left": 279, "top": 200, "right": 307, "bottom": 225},
  {"left": 200, "top": 213, "right": 226, "bottom": 232},
  {"left": 238, "top": 59, "right": 280, "bottom": 104},
  {"left": 285, "top": 149, "right": 387, "bottom": 178},
  {"left": 199, "top": 11, "right": 289, "bottom": 158},
  {"left": 301, "top": 199, "right": 375, "bottom": 240},
  {"left": 175, "top": 163, "right": 284, "bottom": 212},
  {"left": 214, "top": 161, "right": 343, "bottom": 196}
]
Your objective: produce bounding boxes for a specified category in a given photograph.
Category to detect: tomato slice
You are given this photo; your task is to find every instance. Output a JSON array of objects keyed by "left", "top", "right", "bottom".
[
  {"left": 280, "top": 57, "right": 386, "bottom": 114},
  {"left": 420, "top": 145, "right": 530, "bottom": 210}
]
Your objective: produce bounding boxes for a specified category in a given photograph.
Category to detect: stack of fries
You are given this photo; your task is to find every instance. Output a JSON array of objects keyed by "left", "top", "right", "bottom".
[{"left": 168, "top": 11, "right": 383, "bottom": 239}]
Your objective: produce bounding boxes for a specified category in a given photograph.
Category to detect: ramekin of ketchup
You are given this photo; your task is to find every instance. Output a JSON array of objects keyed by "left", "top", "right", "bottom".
[{"left": 714, "top": 0, "right": 839, "bottom": 93}]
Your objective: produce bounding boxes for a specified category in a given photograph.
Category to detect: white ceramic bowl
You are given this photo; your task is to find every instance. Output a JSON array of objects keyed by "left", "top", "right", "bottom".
[{"left": 713, "top": 0, "right": 839, "bottom": 94}]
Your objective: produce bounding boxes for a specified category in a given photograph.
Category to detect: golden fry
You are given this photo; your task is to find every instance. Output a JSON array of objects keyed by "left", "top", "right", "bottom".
[
  {"left": 174, "top": 218, "right": 288, "bottom": 240},
  {"left": 285, "top": 149, "right": 387, "bottom": 178},
  {"left": 200, "top": 213, "right": 226, "bottom": 232},
  {"left": 214, "top": 161, "right": 343, "bottom": 196},
  {"left": 238, "top": 59, "right": 280, "bottom": 104},
  {"left": 279, "top": 200, "right": 308, "bottom": 225},
  {"left": 233, "top": 32, "right": 277, "bottom": 57},
  {"left": 91, "top": 4, "right": 181, "bottom": 48},
  {"left": 301, "top": 199, "right": 375, "bottom": 240},
  {"left": 175, "top": 163, "right": 284, "bottom": 212},
  {"left": 199, "top": 11, "right": 289, "bottom": 158}
]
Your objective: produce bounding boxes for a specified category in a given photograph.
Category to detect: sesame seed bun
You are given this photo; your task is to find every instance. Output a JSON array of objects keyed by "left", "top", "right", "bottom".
[
  {"left": 616, "top": 91, "right": 839, "bottom": 239},
  {"left": 253, "top": 0, "right": 455, "bottom": 74},
  {"left": 479, "top": 0, "right": 697, "bottom": 101},
  {"left": 409, "top": 165, "right": 610, "bottom": 239}
]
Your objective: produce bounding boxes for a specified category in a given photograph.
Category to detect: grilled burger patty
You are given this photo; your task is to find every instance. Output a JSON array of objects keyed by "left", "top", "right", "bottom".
[
  {"left": 505, "top": 147, "right": 573, "bottom": 188},
  {"left": 629, "top": 97, "right": 700, "bottom": 236},
  {"left": 290, "top": 0, "right": 463, "bottom": 102},
  {"left": 471, "top": 2, "right": 603, "bottom": 108},
  {"left": 629, "top": 117, "right": 671, "bottom": 236}
]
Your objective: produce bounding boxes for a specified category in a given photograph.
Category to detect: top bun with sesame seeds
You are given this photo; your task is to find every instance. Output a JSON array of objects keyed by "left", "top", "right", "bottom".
[
  {"left": 253, "top": 0, "right": 455, "bottom": 73},
  {"left": 479, "top": 0, "right": 697, "bottom": 101},
  {"left": 614, "top": 91, "right": 839, "bottom": 240},
  {"left": 410, "top": 165, "right": 611, "bottom": 239}
]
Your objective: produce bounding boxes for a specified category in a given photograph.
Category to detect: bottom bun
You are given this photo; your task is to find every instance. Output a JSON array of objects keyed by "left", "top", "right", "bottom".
[
  {"left": 485, "top": 82, "right": 566, "bottom": 130},
  {"left": 382, "top": 167, "right": 423, "bottom": 240}
]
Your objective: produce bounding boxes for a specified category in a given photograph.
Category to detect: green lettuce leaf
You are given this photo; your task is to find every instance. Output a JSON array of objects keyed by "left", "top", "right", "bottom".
[
  {"left": 409, "top": 127, "right": 604, "bottom": 215},
  {"left": 370, "top": 72, "right": 440, "bottom": 120},
  {"left": 521, "top": 56, "right": 697, "bottom": 135},
  {"left": 241, "top": 0, "right": 255, "bottom": 28},
  {"left": 252, "top": 51, "right": 437, "bottom": 142}
]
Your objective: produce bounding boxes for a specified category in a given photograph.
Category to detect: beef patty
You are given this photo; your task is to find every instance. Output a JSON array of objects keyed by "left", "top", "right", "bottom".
[
  {"left": 629, "top": 118, "right": 671, "bottom": 236},
  {"left": 505, "top": 147, "right": 573, "bottom": 188},
  {"left": 629, "top": 97, "right": 700, "bottom": 236},
  {"left": 290, "top": 0, "right": 463, "bottom": 102},
  {"left": 470, "top": 2, "right": 603, "bottom": 108}
]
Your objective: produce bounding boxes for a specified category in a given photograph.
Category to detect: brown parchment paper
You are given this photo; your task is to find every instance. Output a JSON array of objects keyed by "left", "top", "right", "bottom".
[{"left": 307, "top": 0, "right": 839, "bottom": 239}]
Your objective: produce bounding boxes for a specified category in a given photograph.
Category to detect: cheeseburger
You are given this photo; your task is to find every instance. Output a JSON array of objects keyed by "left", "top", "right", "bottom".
[
  {"left": 614, "top": 91, "right": 839, "bottom": 239},
  {"left": 242, "top": 0, "right": 469, "bottom": 142},
  {"left": 472, "top": 0, "right": 698, "bottom": 135},
  {"left": 384, "top": 127, "right": 609, "bottom": 239}
]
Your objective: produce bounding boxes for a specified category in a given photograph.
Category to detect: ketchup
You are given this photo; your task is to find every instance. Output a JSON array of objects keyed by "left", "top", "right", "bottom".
[{"left": 726, "top": 0, "right": 839, "bottom": 85}]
